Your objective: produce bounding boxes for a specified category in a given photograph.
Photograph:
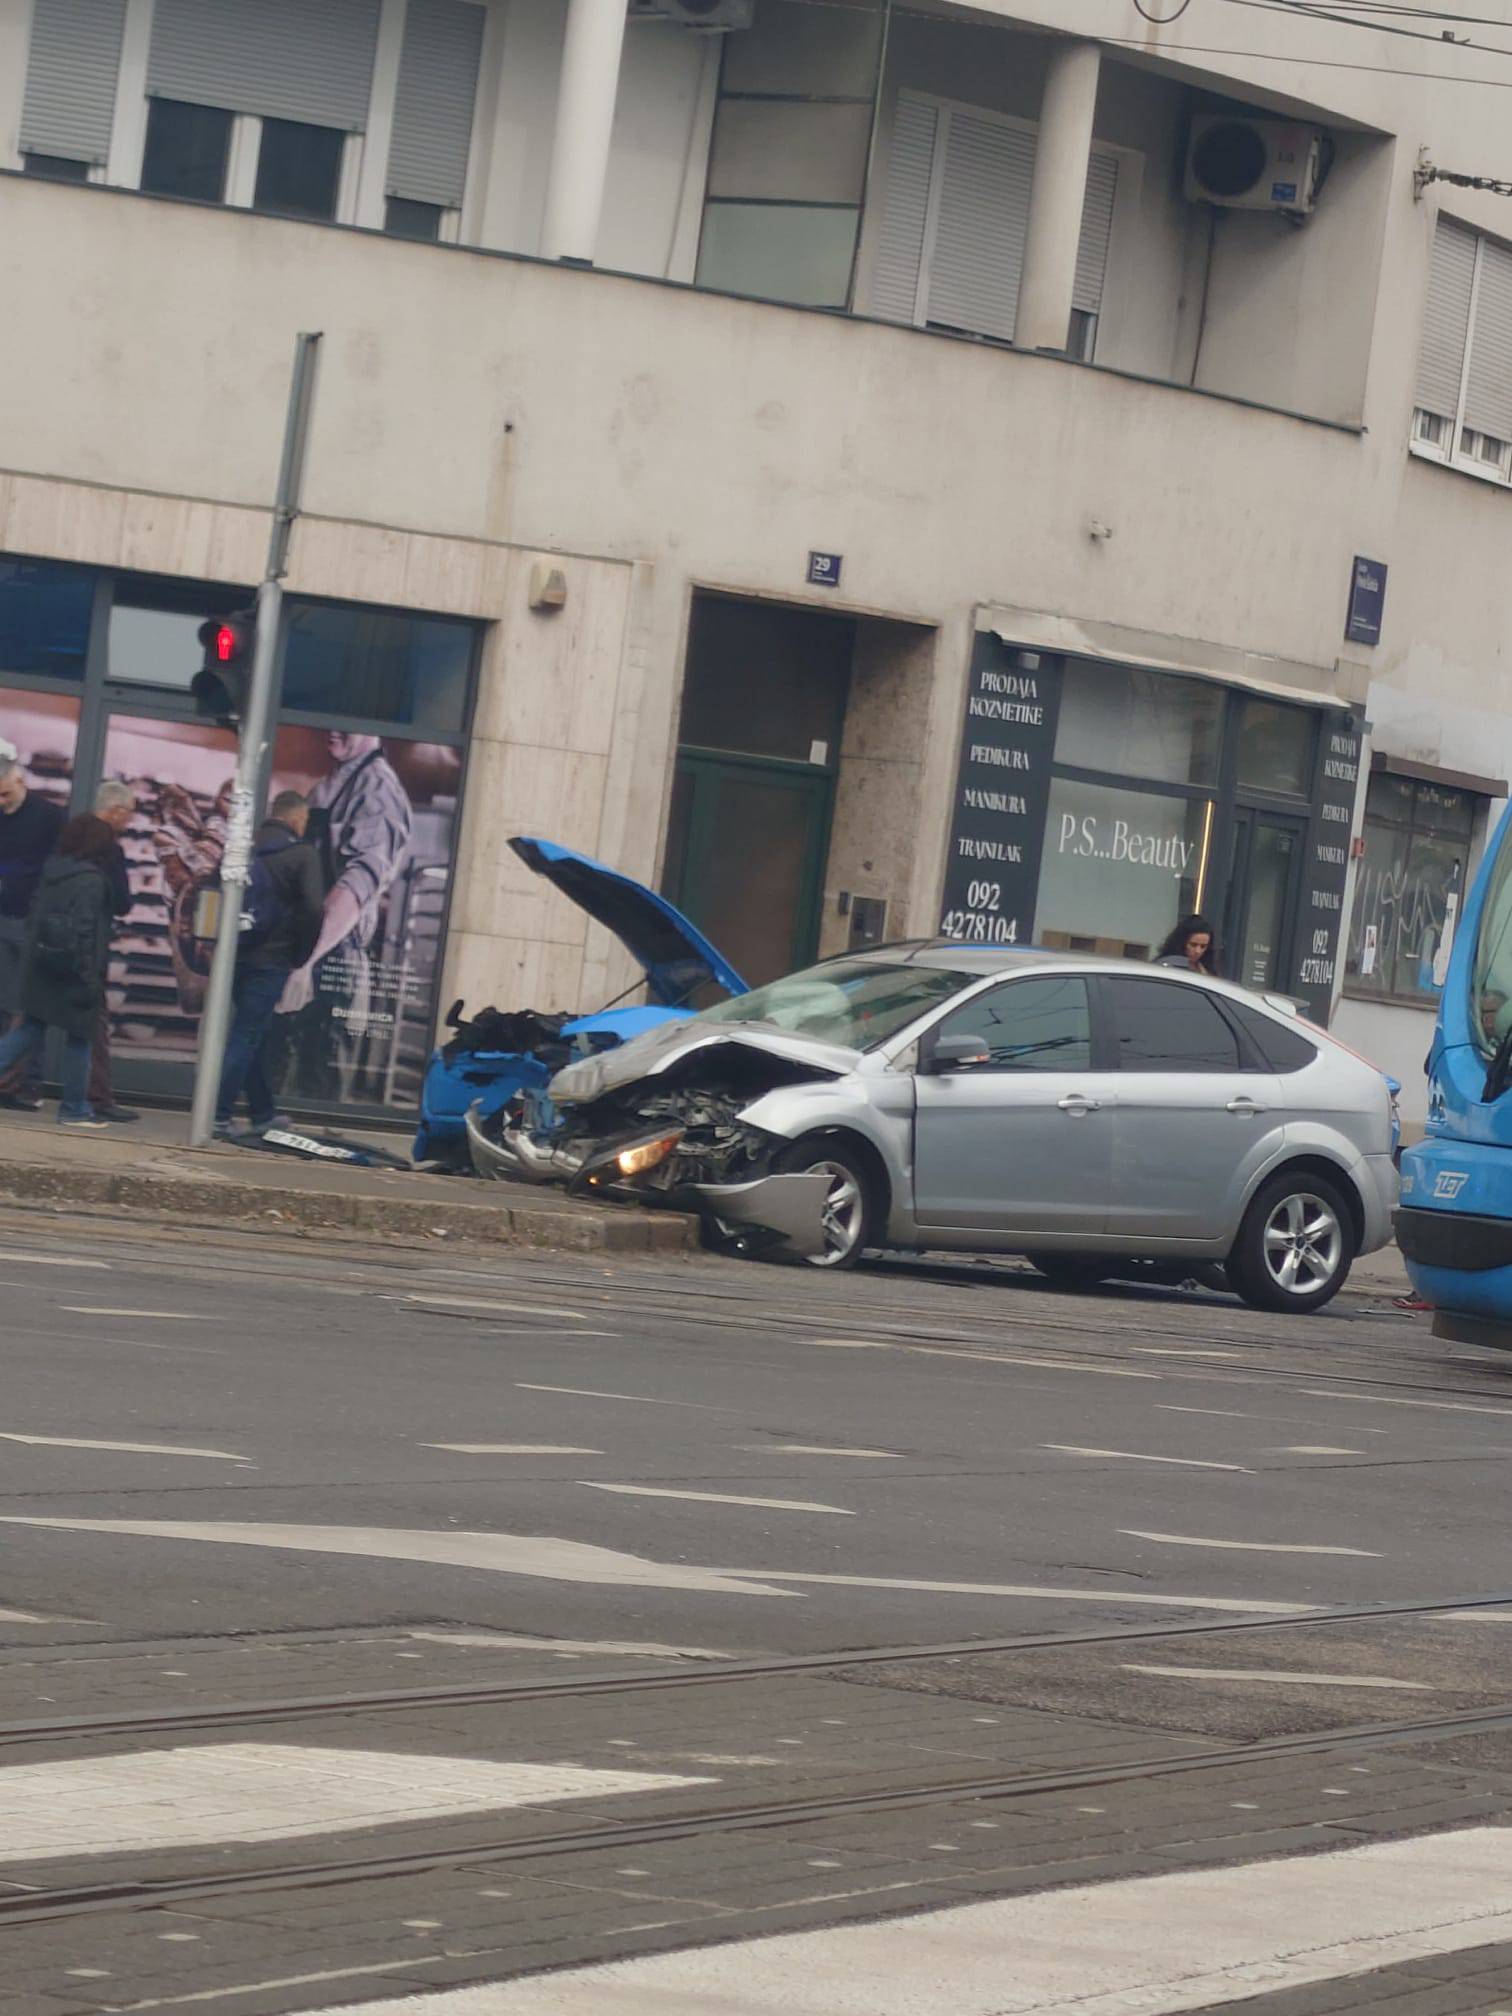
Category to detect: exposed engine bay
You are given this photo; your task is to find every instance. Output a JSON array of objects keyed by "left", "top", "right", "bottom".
[{"left": 465, "top": 1039, "right": 844, "bottom": 1256}]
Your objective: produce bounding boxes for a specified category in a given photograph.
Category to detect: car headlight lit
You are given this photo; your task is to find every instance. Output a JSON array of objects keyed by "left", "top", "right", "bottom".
[{"left": 616, "top": 1132, "right": 683, "bottom": 1176}]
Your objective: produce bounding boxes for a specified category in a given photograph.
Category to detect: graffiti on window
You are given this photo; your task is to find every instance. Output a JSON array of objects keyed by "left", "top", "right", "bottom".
[{"left": 1347, "top": 833, "right": 1463, "bottom": 1000}]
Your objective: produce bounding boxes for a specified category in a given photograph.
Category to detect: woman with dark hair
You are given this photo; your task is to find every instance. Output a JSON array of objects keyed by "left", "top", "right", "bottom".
[
  {"left": 0, "top": 814, "right": 117, "bottom": 1128},
  {"left": 1155, "top": 913, "right": 1218, "bottom": 975}
]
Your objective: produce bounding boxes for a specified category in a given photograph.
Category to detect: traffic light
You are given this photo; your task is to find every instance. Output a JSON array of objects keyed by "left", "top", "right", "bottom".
[{"left": 192, "top": 609, "right": 257, "bottom": 722}]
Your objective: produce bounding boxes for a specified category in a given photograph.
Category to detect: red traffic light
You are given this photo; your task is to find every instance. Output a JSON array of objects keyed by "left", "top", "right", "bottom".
[
  {"left": 193, "top": 608, "right": 258, "bottom": 723},
  {"left": 198, "top": 613, "right": 252, "bottom": 665}
]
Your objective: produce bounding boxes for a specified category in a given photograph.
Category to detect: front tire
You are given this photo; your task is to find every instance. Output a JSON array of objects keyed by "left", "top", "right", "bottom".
[
  {"left": 775, "top": 1139, "right": 875, "bottom": 1270},
  {"left": 1227, "top": 1171, "right": 1355, "bottom": 1314}
]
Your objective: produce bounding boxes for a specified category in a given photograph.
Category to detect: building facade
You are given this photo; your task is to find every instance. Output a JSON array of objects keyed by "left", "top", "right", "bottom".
[{"left": 1, "top": 0, "right": 1510, "bottom": 1121}]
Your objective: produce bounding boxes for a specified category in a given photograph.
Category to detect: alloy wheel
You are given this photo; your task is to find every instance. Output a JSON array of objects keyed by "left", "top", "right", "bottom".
[
  {"left": 809, "top": 1159, "right": 866, "bottom": 1267},
  {"left": 1261, "top": 1190, "right": 1343, "bottom": 1297}
]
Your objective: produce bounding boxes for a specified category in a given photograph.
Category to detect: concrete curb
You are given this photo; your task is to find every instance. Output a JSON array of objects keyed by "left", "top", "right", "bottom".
[{"left": 0, "top": 1160, "right": 699, "bottom": 1255}]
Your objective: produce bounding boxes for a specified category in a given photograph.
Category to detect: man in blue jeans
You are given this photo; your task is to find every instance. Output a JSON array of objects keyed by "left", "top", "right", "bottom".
[{"left": 214, "top": 791, "right": 325, "bottom": 1139}]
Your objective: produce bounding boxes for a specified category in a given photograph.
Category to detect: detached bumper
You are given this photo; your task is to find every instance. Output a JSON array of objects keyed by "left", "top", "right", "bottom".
[{"left": 691, "top": 1172, "right": 831, "bottom": 1258}]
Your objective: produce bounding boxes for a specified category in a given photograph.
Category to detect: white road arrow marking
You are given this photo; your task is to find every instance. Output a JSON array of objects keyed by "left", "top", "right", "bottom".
[
  {"left": 1121, "top": 1530, "right": 1380, "bottom": 1557},
  {"left": 1044, "top": 1444, "right": 1251, "bottom": 1473},
  {"left": 0, "top": 1519, "right": 1313, "bottom": 1613},
  {"left": 407, "top": 1632, "right": 734, "bottom": 1659},
  {"left": 583, "top": 1484, "right": 854, "bottom": 1516},
  {"left": 0, "top": 1433, "right": 248, "bottom": 1462},
  {"left": 1121, "top": 1663, "right": 1431, "bottom": 1690},
  {"left": 59, "top": 1307, "right": 195, "bottom": 1319},
  {"left": 421, "top": 1444, "right": 604, "bottom": 1455},
  {"left": 517, "top": 1384, "right": 721, "bottom": 1409},
  {"left": 4, "top": 1253, "right": 110, "bottom": 1268},
  {"left": 742, "top": 1445, "right": 904, "bottom": 1459},
  {"left": 0, "top": 1518, "right": 792, "bottom": 1598}
]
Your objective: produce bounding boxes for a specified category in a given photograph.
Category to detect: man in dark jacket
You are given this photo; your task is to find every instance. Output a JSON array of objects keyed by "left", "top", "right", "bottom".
[
  {"left": 214, "top": 791, "right": 325, "bottom": 1139},
  {"left": 0, "top": 745, "right": 66, "bottom": 1110}
]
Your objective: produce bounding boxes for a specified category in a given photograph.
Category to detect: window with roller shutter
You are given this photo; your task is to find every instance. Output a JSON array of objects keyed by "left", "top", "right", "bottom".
[
  {"left": 1413, "top": 215, "right": 1512, "bottom": 487},
  {"left": 387, "top": 0, "right": 486, "bottom": 233},
  {"left": 870, "top": 90, "right": 1123, "bottom": 361},
  {"left": 146, "top": 0, "right": 382, "bottom": 133},
  {"left": 19, "top": 0, "right": 127, "bottom": 169}
]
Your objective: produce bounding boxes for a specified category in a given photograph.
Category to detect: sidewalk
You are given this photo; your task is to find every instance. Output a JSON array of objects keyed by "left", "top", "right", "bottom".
[{"left": 0, "top": 1105, "right": 696, "bottom": 1256}]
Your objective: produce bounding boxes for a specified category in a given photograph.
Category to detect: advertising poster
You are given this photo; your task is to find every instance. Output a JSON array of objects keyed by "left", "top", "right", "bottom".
[
  {"left": 96, "top": 717, "right": 460, "bottom": 1110},
  {"left": 100, "top": 714, "right": 238, "bottom": 1062},
  {"left": 265, "top": 730, "right": 461, "bottom": 1110},
  {"left": 0, "top": 687, "right": 80, "bottom": 808}
]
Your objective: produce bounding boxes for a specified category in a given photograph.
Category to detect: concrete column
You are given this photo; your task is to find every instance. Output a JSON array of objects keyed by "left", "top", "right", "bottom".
[
  {"left": 104, "top": 0, "right": 156, "bottom": 188},
  {"left": 0, "top": 0, "right": 34, "bottom": 172},
  {"left": 539, "top": 0, "right": 628, "bottom": 263},
  {"left": 1016, "top": 39, "right": 1101, "bottom": 354},
  {"left": 353, "top": 0, "right": 409, "bottom": 230}
]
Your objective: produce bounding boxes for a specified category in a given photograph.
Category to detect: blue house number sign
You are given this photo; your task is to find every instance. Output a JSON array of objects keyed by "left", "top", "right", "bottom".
[{"left": 808, "top": 551, "right": 842, "bottom": 589}]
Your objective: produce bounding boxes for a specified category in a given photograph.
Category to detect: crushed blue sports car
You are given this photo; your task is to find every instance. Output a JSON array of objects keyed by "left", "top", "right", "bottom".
[{"left": 413, "top": 836, "right": 746, "bottom": 1167}]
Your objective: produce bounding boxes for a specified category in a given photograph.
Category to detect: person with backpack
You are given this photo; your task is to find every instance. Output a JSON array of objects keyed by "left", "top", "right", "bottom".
[
  {"left": 213, "top": 790, "right": 325, "bottom": 1139},
  {"left": 0, "top": 813, "right": 117, "bottom": 1128}
]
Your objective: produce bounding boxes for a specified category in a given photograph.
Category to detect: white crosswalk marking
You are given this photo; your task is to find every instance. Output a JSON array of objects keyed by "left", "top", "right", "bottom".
[
  {"left": 5, "top": 1745, "right": 714, "bottom": 1860},
  {"left": 310, "top": 1827, "right": 1512, "bottom": 2015}
]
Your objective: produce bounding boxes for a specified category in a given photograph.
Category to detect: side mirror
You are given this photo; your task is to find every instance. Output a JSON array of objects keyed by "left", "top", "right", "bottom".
[{"left": 924, "top": 1032, "right": 991, "bottom": 1074}]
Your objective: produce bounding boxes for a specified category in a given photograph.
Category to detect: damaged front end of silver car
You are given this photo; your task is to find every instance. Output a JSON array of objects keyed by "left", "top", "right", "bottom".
[{"left": 464, "top": 1056, "right": 835, "bottom": 1260}]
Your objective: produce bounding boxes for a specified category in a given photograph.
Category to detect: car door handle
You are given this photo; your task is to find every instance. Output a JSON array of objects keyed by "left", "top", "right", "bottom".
[
  {"left": 1058, "top": 1094, "right": 1100, "bottom": 1115},
  {"left": 1227, "top": 1096, "right": 1266, "bottom": 1115}
]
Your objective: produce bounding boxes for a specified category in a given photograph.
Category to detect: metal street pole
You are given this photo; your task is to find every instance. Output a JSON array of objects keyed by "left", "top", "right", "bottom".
[{"left": 188, "top": 331, "right": 322, "bottom": 1147}]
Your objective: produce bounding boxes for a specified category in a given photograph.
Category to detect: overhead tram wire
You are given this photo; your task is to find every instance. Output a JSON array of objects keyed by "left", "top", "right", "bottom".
[
  {"left": 1326, "top": 4, "right": 1512, "bottom": 21},
  {"left": 1099, "top": 31, "right": 1512, "bottom": 81},
  {"left": 1214, "top": 0, "right": 1512, "bottom": 59},
  {"left": 780, "top": 0, "right": 1512, "bottom": 80}
]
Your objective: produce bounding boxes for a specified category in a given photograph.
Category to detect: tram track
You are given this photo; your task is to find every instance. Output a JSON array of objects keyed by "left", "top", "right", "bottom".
[
  {"left": 7, "top": 1689, "right": 1512, "bottom": 1928},
  {"left": 4, "top": 1587, "right": 1509, "bottom": 1750}
]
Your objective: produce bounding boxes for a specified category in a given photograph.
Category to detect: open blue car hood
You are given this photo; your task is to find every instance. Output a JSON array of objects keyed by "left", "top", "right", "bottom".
[{"left": 510, "top": 836, "right": 747, "bottom": 1009}]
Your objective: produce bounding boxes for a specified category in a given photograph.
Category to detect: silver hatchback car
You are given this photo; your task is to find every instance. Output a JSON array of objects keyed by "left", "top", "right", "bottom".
[{"left": 481, "top": 947, "right": 1399, "bottom": 1314}]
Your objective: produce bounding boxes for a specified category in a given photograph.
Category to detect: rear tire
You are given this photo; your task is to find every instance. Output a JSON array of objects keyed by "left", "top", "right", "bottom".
[
  {"left": 1227, "top": 1170, "right": 1356, "bottom": 1314},
  {"left": 774, "top": 1138, "right": 875, "bottom": 1270},
  {"left": 1027, "top": 1254, "right": 1112, "bottom": 1291}
]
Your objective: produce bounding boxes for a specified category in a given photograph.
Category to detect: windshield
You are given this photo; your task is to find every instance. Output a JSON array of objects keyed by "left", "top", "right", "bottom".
[
  {"left": 695, "top": 959, "right": 970, "bottom": 1050},
  {"left": 1472, "top": 834, "right": 1512, "bottom": 1058}
]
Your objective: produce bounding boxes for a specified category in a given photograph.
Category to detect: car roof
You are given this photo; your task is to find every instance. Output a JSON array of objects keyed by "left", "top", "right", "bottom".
[{"left": 834, "top": 943, "right": 1301, "bottom": 1016}]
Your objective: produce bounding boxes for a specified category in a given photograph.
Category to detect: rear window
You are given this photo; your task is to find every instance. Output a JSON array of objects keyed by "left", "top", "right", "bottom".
[
  {"left": 1228, "top": 999, "right": 1319, "bottom": 1074},
  {"left": 1105, "top": 976, "right": 1241, "bottom": 1073}
]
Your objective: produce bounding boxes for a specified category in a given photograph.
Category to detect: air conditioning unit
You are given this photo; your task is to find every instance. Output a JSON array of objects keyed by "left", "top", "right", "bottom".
[
  {"left": 629, "top": 0, "right": 753, "bottom": 27},
  {"left": 1184, "top": 115, "right": 1325, "bottom": 214}
]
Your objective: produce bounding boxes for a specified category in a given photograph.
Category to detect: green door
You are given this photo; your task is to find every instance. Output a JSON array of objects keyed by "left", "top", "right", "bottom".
[{"left": 665, "top": 753, "right": 833, "bottom": 987}]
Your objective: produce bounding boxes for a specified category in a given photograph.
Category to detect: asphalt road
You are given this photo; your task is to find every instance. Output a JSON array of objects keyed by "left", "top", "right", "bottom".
[{"left": 5, "top": 1209, "right": 1512, "bottom": 2015}]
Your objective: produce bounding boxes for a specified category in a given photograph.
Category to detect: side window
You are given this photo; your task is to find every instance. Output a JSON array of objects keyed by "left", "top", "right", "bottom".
[
  {"left": 1228, "top": 999, "right": 1318, "bottom": 1073},
  {"left": 932, "top": 975, "right": 1091, "bottom": 1071},
  {"left": 1105, "top": 977, "right": 1241, "bottom": 1073}
]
